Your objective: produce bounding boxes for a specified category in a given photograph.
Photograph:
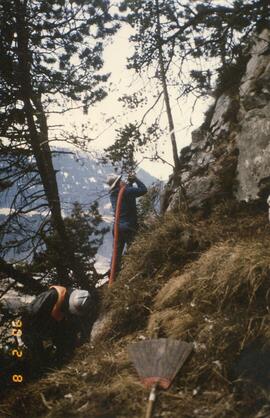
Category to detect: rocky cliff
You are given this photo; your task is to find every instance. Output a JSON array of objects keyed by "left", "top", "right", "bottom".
[{"left": 165, "top": 29, "right": 270, "bottom": 211}]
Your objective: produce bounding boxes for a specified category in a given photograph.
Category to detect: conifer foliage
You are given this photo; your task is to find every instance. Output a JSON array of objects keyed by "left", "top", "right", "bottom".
[
  {"left": 0, "top": 0, "right": 117, "bottom": 286},
  {"left": 32, "top": 202, "right": 109, "bottom": 289},
  {"left": 121, "top": 0, "right": 270, "bottom": 94}
]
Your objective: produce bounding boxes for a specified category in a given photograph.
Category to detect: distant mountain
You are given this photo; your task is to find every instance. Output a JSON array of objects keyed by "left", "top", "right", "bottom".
[
  {"left": 0, "top": 148, "right": 157, "bottom": 214},
  {"left": 52, "top": 148, "right": 157, "bottom": 217},
  {"left": 53, "top": 148, "right": 158, "bottom": 272},
  {"left": 1, "top": 147, "right": 158, "bottom": 269}
]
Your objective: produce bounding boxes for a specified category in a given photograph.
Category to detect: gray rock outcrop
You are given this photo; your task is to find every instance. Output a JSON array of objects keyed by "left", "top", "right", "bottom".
[
  {"left": 236, "top": 29, "right": 270, "bottom": 201},
  {"left": 164, "top": 29, "right": 270, "bottom": 211}
]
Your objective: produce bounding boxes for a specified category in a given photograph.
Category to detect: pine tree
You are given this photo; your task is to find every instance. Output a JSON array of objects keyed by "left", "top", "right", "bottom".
[
  {"left": 0, "top": 0, "right": 118, "bottom": 286},
  {"left": 32, "top": 202, "right": 109, "bottom": 289}
]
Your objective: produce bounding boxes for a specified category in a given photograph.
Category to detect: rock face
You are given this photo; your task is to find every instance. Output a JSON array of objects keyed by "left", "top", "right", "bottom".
[
  {"left": 165, "top": 29, "right": 270, "bottom": 211},
  {"left": 236, "top": 29, "right": 270, "bottom": 201}
]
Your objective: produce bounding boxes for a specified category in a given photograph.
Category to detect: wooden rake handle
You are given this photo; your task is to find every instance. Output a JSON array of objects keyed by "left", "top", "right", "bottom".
[{"left": 145, "top": 384, "right": 157, "bottom": 418}]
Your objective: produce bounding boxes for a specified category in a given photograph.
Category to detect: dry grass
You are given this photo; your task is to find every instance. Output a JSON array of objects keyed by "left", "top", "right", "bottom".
[
  {"left": 190, "top": 240, "right": 270, "bottom": 309},
  {"left": 99, "top": 211, "right": 210, "bottom": 340},
  {"left": 1, "top": 201, "right": 270, "bottom": 417},
  {"left": 154, "top": 272, "right": 193, "bottom": 309},
  {"left": 143, "top": 236, "right": 270, "bottom": 417},
  {"left": 147, "top": 308, "right": 196, "bottom": 339}
]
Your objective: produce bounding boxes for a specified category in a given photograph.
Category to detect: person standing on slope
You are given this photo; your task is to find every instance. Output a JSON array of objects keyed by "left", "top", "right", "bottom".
[{"left": 107, "top": 174, "right": 147, "bottom": 280}]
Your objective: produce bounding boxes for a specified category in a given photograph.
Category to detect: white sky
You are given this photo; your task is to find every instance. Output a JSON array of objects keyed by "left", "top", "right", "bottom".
[{"left": 50, "top": 19, "right": 213, "bottom": 181}]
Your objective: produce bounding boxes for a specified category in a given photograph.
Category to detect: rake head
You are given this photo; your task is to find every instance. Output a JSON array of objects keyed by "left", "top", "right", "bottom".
[{"left": 128, "top": 338, "right": 193, "bottom": 389}]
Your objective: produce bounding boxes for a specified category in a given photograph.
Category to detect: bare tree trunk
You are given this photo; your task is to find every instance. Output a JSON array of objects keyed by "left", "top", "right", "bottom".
[
  {"left": 155, "top": 0, "right": 179, "bottom": 172},
  {"left": 14, "top": 0, "right": 85, "bottom": 286}
]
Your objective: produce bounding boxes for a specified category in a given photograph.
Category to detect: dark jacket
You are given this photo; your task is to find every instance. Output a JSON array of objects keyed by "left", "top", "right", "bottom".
[
  {"left": 110, "top": 178, "right": 147, "bottom": 230},
  {"left": 24, "top": 287, "right": 71, "bottom": 331},
  {"left": 22, "top": 288, "right": 88, "bottom": 354}
]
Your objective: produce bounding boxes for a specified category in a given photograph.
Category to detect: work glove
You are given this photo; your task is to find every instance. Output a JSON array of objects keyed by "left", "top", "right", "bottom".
[{"left": 127, "top": 173, "right": 137, "bottom": 184}]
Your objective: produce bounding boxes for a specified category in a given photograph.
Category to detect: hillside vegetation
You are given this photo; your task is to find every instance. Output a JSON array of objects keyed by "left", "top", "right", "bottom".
[{"left": 1, "top": 200, "right": 270, "bottom": 418}]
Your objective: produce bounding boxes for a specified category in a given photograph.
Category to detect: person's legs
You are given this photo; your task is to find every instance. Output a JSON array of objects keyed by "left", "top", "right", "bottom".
[
  {"left": 111, "top": 226, "right": 136, "bottom": 274},
  {"left": 22, "top": 319, "right": 46, "bottom": 371},
  {"left": 116, "top": 228, "right": 136, "bottom": 269},
  {"left": 52, "top": 322, "right": 78, "bottom": 363},
  {"left": 115, "top": 232, "right": 126, "bottom": 273},
  {"left": 124, "top": 228, "right": 135, "bottom": 248}
]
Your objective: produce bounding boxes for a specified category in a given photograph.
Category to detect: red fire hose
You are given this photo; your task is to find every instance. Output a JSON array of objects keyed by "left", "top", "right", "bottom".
[{"left": 109, "top": 184, "right": 126, "bottom": 286}]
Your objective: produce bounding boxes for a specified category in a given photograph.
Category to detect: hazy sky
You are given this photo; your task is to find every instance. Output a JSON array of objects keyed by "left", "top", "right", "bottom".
[
  {"left": 89, "top": 24, "right": 211, "bottom": 180},
  {"left": 50, "top": 14, "right": 212, "bottom": 181}
]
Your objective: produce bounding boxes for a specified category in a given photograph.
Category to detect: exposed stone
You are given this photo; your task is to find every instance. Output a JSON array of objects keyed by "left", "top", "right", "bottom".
[
  {"left": 166, "top": 188, "right": 182, "bottom": 211},
  {"left": 185, "top": 173, "right": 221, "bottom": 209},
  {"left": 258, "top": 176, "right": 270, "bottom": 199},
  {"left": 210, "top": 94, "right": 233, "bottom": 137},
  {"left": 163, "top": 29, "right": 270, "bottom": 212},
  {"left": 241, "top": 90, "right": 270, "bottom": 111},
  {"left": 235, "top": 29, "right": 270, "bottom": 201},
  {"left": 90, "top": 312, "right": 114, "bottom": 343},
  {"left": 240, "top": 29, "right": 270, "bottom": 97},
  {"left": 190, "top": 128, "right": 209, "bottom": 150},
  {"left": 181, "top": 171, "right": 191, "bottom": 183},
  {"left": 196, "top": 152, "right": 215, "bottom": 168},
  {"left": 235, "top": 102, "right": 270, "bottom": 201}
]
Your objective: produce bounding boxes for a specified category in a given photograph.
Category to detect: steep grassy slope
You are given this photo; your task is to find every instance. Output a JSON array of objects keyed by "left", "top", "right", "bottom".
[{"left": 1, "top": 200, "right": 270, "bottom": 418}]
